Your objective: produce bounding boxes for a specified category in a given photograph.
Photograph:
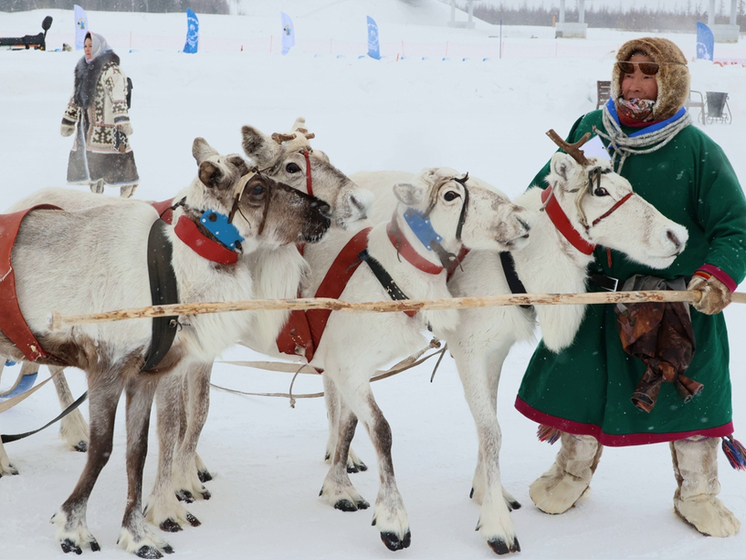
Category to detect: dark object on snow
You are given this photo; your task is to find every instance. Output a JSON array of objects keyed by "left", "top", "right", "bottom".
[
  {"left": 615, "top": 274, "right": 700, "bottom": 413},
  {"left": 0, "top": 15, "right": 52, "bottom": 51}
]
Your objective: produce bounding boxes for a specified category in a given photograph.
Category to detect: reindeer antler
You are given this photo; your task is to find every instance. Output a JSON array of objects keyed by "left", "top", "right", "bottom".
[
  {"left": 295, "top": 127, "right": 316, "bottom": 140},
  {"left": 546, "top": 130, "right": 592, "bottom": 166},
  {"left": 271, "top": 132, "right": 297, "bottom": 144}
]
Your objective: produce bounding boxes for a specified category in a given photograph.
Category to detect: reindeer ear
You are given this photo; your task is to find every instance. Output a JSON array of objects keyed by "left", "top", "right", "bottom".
[
  {"left": 227, "top": 154, "right": 250, "bottom": 175},
  {"left": 198, "top": 161, "right": 222, "bottom": 189},
  {"left": 193, "top": 137, "right": 219, "bottom": 164},
  {"left": 393, "top": 182, "right": 425, "bottom": 206},
  {"left": 241, "top": 125, "right": 282, "bottom": 167},
  {"left": 291, "top": 117, "right": 306, "bottom": 131},
  {"left": 549, "top": 152, "right": 579, "bottom": 185}
]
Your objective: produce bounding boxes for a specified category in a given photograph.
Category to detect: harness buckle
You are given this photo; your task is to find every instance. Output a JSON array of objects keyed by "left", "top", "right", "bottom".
[{"left": 589, "top": 271, "right": 619, "bottom": 292}]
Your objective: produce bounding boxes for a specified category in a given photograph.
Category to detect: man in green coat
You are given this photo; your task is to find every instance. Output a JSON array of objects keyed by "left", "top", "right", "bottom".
[{"left": 515, "top": 37, "right": 746, "bottom": 537}]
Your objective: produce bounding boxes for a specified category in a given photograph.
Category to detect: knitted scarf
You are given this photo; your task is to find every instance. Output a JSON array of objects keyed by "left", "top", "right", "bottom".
[{"left": 595, "top": 98, "right": 692, "bottom": 173}]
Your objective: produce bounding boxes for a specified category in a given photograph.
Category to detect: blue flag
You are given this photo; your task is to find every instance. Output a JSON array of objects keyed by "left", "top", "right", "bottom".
[
  {"left": 696, "top": 22, "right": 714, "bottom": 61},
  {"left": 184, "top": 9, "right": 199, "bottom": 54},
  {"left": 366, "top": 16, "right": 380, "bottom": 59},
  {"left": 74, "top": 5, "right": 88, "bottom": 51},
  {"left": 281, "top": 12, "right": 295, "bottom": 55}
]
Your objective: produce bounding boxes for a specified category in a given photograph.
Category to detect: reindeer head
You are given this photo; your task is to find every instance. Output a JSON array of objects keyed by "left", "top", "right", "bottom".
[
  {"left": 184, "top": 137, "right": 331, "bottom": 254},
  {"left": 240, "top": 118, "right": 374, "bottom": 229},
  {"left": 544, "top": 129, "right": 687, "bottom": 268},
  {"left": 393, "top": 167, "right": 531, "bottom": 254}
]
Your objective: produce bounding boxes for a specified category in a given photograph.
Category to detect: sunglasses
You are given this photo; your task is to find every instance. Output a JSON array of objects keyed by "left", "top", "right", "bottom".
[{"left": 616, "top": 61, "right": 660, "bottom": 75}]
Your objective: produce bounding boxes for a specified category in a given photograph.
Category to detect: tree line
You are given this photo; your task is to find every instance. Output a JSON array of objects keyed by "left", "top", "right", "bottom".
[
  {"left": 0, "top": 0, "right": 229, "bottom": 14},
  {"left": 465, "top": 2, "right": 746, "bottom": 32}
]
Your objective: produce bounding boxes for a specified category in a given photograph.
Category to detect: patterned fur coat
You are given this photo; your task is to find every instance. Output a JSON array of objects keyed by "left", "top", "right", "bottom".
[{"left": 61, "top": 50, "right": 138, "bottom": 187}]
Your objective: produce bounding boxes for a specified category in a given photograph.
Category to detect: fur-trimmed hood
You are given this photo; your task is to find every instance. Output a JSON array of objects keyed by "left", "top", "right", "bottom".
[
  {"left": 73, "top": 50, "right": 120, "bottom": 109},
  {"left": 611, "top": 37, "right": 690, "bottom": 121}
]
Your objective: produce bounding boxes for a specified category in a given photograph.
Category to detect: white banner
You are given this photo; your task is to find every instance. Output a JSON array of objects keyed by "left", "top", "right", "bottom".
[
  {"left": 281, "top": 12, "right": 295, "bottom": 55},
  {"left": 74, "top": 5, "right": 88, "bottom": 51}
]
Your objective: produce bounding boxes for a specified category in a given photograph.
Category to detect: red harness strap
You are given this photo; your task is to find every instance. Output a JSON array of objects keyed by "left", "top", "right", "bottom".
[
  {"left": 541, "top": 186, "right": 596, "bottom": 255},
  {"left": 276, "top": 227, "right": 372, "bottom": 362},
  {"left": 0, "top": 205, "right": 62, "bottom": 361}
]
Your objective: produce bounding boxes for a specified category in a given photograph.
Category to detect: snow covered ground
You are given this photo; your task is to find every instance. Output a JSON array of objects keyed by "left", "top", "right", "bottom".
[{"left": 1, "top": 2, "right": 745, "bottom": 558}]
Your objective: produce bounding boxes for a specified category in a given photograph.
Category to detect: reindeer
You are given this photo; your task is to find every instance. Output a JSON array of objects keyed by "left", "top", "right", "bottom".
[
  {"left": 299, "top": 167, "right": 531, "bottom": 551},
  {"left": 341, "top": 131, "right": 688, "bottom": 554},
  {"left": 0, "top": 137, "right": 331, "bottom": 557}
]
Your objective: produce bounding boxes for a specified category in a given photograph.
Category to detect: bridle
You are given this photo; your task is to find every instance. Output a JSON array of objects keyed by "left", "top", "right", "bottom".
[
  {"left": 574, "top": 166, "right": 635, "bottom": 231},
  {"left": 400, "top": 174, "right": 470, "bottom": 269}
]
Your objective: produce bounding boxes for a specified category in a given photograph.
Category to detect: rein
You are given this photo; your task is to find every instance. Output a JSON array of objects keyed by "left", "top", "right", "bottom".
[{"left": 302, "top": 150, "right": 314, "bottom": 197}]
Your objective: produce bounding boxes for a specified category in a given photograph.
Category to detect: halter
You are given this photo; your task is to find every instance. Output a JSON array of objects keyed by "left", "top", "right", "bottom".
[
  {"left": 404, "top": 174, "right": 470, "bottom": 268},
  {"left": 541, "top": 167, "right": 635, "bottom": 255},
  {"left": 302, "top": 149, "right": 314, "bottom": 197}
]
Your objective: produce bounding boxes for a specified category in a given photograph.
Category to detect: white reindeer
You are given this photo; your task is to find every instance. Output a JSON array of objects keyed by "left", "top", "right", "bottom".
[
  {"left": 342, "top": 132, "right": 688, "bottom": 554},
  {"left": 143, "top": 118, "right": 376, "bottom": 532},
  {"left": 0, "top": 137, "right": 331, "bottom": 557},
  {"left": 304, "top": 167, "right": 531, "bottom": 551}
]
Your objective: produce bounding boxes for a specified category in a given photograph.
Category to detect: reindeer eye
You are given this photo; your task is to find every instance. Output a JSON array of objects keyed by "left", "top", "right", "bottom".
[
  {"left": 286, "top": 162, "right": 302, "bottom": 173},
  {"left": 252, "top": 185, "right": 265, "bottom": 195},
  {"left": 593, "top": 187, "right": 609, "bottom": 196},
  {"left": 444, "top": 191, "right": 460, "bottom": 202}
]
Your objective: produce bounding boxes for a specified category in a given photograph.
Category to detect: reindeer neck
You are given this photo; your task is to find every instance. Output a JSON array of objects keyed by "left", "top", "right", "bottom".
[
  {"left": 382, "top": 210, "right": 450, "bottom": 275},
  {"left": 512, "top": 187, "right": 594, "bottom": 293},
  {"left": 171, "top": 208, "right": 241, "bottom": 265}
]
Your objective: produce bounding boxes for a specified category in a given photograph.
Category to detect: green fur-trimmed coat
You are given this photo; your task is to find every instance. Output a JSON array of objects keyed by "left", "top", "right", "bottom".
[
  {"left": 61, "top": 51, "right": 138, "bottom": 187},
  {"left": 515, "top": 110, "right": 746, "bottom": 446}
]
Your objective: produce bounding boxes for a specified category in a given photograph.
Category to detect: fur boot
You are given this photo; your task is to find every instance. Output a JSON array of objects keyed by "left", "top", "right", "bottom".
[
  {"left": 529, "top": 431, "right": 603, "bottom": 514},
  {"left": 670, "top": 436, "right": 741, "bottom": 537}
]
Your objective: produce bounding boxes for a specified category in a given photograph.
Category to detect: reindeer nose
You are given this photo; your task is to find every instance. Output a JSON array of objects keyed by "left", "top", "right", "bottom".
[
  {"left": 312, "top": 200, "right": 332, "bottom": 220},
  {"left": 667, "top": 229, "right": 682, "bottom": 251}
]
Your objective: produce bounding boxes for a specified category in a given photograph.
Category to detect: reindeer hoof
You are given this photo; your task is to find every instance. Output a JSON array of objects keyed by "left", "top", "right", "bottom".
[
  {"left": 175, "top": 490, "right": 194, "bottom": 503},
  {"left": 506, "top": 498, "right": 522, "bottom": 511},
  {"left": 197, "top": 469, "right": 212, "bottom": 483},
  {"left": 74, "top": 441, "right": 88, "bottom": 453},
  {"left": 159, "top": 519, "right": 182, "bottom": 533},
  {"left": 199, "top": 488, "right": 211, "bottom": 500},
  {"left": 334, "top": 499, "right": 360, "bottom": 512},
  {"left": 488, "top": 536, "right": 521, "bottom": 554},
  {"left": 346, "top": 461, "right": 368, "bottom": 474},
  {"left": 186, "top": 513, "right": 201, "bottom": 527},
  {"left": 60, "top": 538, "right": 82, "bottom": 554},
  {"left": 135, "top": 545, "right": 163, "bottom": 559},
  {"left": 380, "top": 530, "right": 411, "bottom": 551}
]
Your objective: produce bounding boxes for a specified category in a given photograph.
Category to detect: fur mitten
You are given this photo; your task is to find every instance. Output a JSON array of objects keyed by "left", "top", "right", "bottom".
[
  {"left": 688, "top": 274, "right": 731, "bottom": 315},
  {"left": 120, "top": 122, "right": 133, "bottom": 136},
  {"left": 61, "top": 123, "right": 74, "bottom": 137}
]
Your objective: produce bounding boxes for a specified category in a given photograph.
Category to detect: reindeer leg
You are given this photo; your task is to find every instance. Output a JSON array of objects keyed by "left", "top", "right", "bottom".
[
  {"left": 117, "top": 374, "right": 174, "bottom": 557},
  {"left": 323, "top": 373, "right": 367, "bottom": 473},
  {"left": 328, "top": 366, "right": 410, "bottom": 551},
  {"left": 1, "top": 436, "right": 18, "bottom": 477},
  {"left": 451, "top": 341, "right": 520, "bottom": 555},
  {"left": 52, "top": 369, "right": 123, "bottom": 554},
  {"left": 172, "top": 362, "right": 212, "bottom": 501},
  {"left": 49, "top": 364, "right": 90, "bottom": 452},
  {"left": 146, "top": 369, "right": 200, "bottom": 532},
  {"left": 319, "top": 386, "right": 370, "bottom": 512}
]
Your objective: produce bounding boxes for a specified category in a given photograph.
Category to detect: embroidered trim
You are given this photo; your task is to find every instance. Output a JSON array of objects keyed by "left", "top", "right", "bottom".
[
  {"left": 173, "top": 215, "right": 239, "bottom": 265},
  {"left": 515, "top": 396, "right": 734, "bottom": 447},
  {"left": 541, "top": 186, "right": 596, "bottom": 255},
  {"left": 698, "top": 264, "right": 737, "bottom": 293}
]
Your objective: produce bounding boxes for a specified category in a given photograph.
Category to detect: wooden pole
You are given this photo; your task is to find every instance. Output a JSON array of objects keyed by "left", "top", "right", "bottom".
[{"left": 47, "top": 290, "right": 746, "bottom": 331}]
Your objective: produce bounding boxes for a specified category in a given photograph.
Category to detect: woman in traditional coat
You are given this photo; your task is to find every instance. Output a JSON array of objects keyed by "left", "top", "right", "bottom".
[
  {"left": 61, "top": 31, "right": 138, "bottom": 197},
  {"left": 515, "top": 37, "right": 746, "bottom": 537}
]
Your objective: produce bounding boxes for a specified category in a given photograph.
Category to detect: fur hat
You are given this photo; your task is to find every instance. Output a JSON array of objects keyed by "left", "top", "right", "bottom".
[{"left": 611, "top": 37, "right": 690, "bottom": 121}]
